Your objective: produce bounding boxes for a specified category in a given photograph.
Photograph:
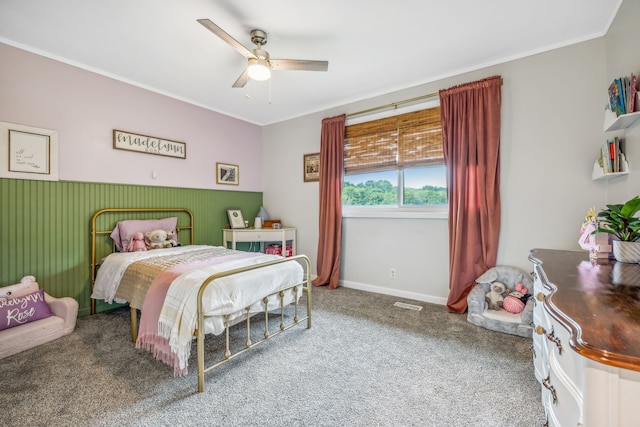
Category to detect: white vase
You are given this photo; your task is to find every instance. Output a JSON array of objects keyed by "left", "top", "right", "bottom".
[
  {"left": 612, "top": 240, "right": 640, "bottom": 263},
  {"left": 612, "top": 262, "right": 640, "bottom": 286}
]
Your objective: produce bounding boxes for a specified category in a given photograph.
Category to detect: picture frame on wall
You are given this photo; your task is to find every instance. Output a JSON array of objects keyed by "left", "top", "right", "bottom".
[
  {"left": 0, "top": 121, "right": 59, "bottom": 181},
  {"left": 227, "top": 209, "right": 246, "bottom": 229},
  {"left": 216, "top": 162, "right": 239, "bottom": 185},
  {"left": 304, "top": 153, "right": 320, "bottom": 182}
]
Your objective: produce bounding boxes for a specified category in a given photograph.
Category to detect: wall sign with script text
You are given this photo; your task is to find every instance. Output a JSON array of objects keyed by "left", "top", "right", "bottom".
[{"left": 113, "top": 129, "right": 186, "bottom": 159}]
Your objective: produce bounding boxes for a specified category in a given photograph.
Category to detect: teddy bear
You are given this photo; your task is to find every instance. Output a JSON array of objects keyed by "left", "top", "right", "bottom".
[
  {"left": 165, "top": 230, "right": 178, "bottom": 247},
  {"left": 503, "top": 282, "right": 530, "bottom": 314},
  {"left": 485, "top": 281, "right": 506, "bottom": 310},
  {"left": 145, "top": 229, "right": 173, "bottom": 249},
  {"left": 128, "top": 231, "right": 148, "bottom": 252},
  {"left": 0, "top": 275, "right": 39, "bottom": 301}
]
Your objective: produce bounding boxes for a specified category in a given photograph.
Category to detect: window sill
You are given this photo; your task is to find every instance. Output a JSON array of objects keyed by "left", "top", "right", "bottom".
[{"left": 342, "top": 207, "right": 448, "bottom": 219}]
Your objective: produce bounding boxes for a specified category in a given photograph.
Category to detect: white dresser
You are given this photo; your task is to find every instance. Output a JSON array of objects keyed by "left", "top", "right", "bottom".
[{"left": 530, "top": 249, "right": 640, "bottom": 427}]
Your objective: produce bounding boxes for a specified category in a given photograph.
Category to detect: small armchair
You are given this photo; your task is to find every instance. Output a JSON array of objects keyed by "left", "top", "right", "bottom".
[
  {"left": 467, "top": 266, "right": 534, "bottom": 338},
  {"left": 0, "top": 292, "right": 79, "bottom": 359}
]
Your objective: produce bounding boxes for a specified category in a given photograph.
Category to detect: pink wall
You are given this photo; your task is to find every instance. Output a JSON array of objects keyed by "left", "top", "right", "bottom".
[{"left": 0, "top": 43, "right": 263, "bottom": 191}]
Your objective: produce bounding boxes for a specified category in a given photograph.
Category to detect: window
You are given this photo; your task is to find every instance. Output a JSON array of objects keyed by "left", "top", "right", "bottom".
[{"left": 342, "top": 104, "right": 447, "bottom": 218}]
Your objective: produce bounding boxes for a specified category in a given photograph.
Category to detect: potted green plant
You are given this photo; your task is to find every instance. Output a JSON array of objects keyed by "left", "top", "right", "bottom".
[{"left": 595, "top": 196, "right": 640, "bottom": 263}]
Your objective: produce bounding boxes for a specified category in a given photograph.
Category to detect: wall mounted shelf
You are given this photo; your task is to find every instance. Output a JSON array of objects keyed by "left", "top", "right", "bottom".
[{"left": 604, "top": 110, "right": 640, "bottom": 132}]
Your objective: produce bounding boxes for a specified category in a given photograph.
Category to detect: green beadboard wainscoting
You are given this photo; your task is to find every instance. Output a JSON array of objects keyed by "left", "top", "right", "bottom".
[{"left": 0, "top": 178, "right": 262, "bottom": 316}]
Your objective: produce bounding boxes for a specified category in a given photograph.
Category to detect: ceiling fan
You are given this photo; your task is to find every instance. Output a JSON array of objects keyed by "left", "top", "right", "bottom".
[{"left": 197, "top": 18, "right": 329, "bottom": 88}]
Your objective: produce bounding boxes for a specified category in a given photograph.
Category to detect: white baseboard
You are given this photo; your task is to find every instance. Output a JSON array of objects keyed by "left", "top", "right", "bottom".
[{"left": 339, "top": 279, "right": 447, "bottom": 306}]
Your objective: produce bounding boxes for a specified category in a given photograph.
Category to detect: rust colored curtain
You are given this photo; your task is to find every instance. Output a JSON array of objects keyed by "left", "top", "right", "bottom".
[
  {"left": 439, "top": 76, "right": 502, "bottom": 313},
  {"left": 313, "top": 114, "right": 346, "bottom": 289}
]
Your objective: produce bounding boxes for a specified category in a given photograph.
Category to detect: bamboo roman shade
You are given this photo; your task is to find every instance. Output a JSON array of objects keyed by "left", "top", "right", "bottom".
[{"left": 344, "top": 106, "right": 442, "bottom": 174}]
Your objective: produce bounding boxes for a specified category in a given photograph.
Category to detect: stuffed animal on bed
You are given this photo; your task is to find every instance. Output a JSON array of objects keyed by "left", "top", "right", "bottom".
[
  {"left": 0, "top": 275, "right": 39, "bottom": 301},
  {"left": 128, "top": 232, "right": 148, "bottom": 252},
  {"left": 165, "top": 230, "right": 178, "bottom": 247},
  {"left": 485, "top": 281, "right": 506, "bottom": 310},
  {"left": 145, "top": 229, "right": 174, "bottom": 249}
]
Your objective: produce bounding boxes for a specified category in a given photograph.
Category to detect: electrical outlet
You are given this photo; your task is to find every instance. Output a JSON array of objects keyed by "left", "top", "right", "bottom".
[{"left": 390, "top": 268, "right": 396, "bottom": 279}]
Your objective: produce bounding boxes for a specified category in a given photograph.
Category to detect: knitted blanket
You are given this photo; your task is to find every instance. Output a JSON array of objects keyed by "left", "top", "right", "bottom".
[
  {"left": 157, "top": 253, "right": 303, "bottom": 373},
  {"left": 135, "top": 251, "right": 258, "bottom": 376}
]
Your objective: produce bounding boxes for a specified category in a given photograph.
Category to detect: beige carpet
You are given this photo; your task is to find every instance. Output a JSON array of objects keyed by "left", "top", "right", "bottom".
[{"left": 1, "top": 285, "right": 545, "bottom": 426}]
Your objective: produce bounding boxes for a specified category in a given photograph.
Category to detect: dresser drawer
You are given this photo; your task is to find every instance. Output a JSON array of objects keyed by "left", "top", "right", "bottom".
[
  {"left": 532, "top": 334, "right": 549, "bottom": 384},
  {"left": 548, "top": 315, "right": 584, "bottom": 391},
  {"left": 544, "top": 352, "right": 583, "bottom": 427}
]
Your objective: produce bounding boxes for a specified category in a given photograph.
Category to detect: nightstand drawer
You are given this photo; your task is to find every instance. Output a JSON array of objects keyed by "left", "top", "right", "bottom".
[{"left": 223, "top": 228, "right": 296, "bottom": 255}]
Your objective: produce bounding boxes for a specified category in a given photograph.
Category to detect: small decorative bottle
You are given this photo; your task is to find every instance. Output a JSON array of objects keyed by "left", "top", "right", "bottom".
[{"left": 257, "top": 207, "right": 269, "bottom": 221}]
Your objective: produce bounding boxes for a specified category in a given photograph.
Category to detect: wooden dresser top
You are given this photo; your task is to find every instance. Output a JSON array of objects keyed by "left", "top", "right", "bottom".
[{"left": 529, "top": 248, "right": 640, "bottom": 372}]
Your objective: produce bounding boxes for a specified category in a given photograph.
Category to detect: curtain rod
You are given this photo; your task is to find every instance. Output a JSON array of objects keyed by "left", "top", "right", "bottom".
[{"left": 346, "top": 91, "right": 438, "bottom": 118}]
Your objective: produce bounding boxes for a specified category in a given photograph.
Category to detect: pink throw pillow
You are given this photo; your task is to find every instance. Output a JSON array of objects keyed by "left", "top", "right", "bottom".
[{"left": 110, "top": 217, "right": 178, "bottom": 252}]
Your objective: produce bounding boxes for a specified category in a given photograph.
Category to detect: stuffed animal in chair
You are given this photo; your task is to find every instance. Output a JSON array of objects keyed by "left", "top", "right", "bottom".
[
  {"left": 503, "top": 282, "right": 530, "bottom": 314},
  {"left": 485, "top": 281, "right": 506, "bottom": 310}
]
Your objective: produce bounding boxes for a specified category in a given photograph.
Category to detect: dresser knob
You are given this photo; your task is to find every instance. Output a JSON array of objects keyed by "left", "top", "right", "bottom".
[
  {"left": 536, "top": 292, "right": 545, "bottom": 302},
  {"left": 535, "top": 325, "right": 546, "bottom": 335}
]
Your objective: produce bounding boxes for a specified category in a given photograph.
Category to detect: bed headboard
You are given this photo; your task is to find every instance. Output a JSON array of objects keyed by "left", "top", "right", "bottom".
[{"left": 90, "top": 208, "right": 194, "bottom": 314}]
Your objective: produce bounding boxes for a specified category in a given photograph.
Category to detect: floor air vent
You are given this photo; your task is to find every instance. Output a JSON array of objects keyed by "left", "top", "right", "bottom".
[{"left": 393, "top": 302, "right": 423, "bottom": 311}]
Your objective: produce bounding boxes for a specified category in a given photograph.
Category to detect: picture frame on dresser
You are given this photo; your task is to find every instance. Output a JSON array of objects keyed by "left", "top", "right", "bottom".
[{"left": 226, "top": 209, "right": 246, "bottom": 229}]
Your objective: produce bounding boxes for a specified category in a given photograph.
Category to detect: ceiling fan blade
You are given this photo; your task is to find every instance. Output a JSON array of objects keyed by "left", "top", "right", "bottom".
[
  {"left": 270, "top": 59, "right": 328, "bottom": 72},
  {"left": 232, "top": 69, "right": 250, "bottom": 88},
  {"left": 197, "top": 18, "right": 256, "bottom": 59}
]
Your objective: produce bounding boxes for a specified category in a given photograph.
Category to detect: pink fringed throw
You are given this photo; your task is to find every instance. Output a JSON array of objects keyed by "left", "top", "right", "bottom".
[{"left": 135, "top": 252, "right": 256, "bottom": 376}]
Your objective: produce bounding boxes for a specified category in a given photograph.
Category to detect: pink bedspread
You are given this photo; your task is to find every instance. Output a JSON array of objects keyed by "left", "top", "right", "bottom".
[{"left": 135, "top": 252, "right": 256, "bottom": 376}]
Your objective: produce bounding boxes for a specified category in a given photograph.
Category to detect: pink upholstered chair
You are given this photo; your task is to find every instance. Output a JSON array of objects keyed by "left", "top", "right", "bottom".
[{"left": 0, "top": 291, "right": 79, "bottom": 359}]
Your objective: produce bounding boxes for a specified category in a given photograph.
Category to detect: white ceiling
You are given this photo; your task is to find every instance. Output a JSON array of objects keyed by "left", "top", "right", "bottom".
[{"left": 0, "top": 0, "right": 621, "bottom": 126}]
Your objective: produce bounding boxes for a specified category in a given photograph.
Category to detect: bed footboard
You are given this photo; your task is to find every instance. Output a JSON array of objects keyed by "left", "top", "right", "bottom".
[{"left": 195, "top": 254, "right": 312, "bottom": 392}]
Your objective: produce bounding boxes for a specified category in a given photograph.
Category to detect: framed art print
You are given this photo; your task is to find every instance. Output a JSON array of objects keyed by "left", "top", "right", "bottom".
[
  {"left": 217, "top": 162, "right": 239, "bottom": 185},
  {"left": 227, "top": 209, "right": 246, "bottom": 229},
  {"left": 304, "top": 153, "right": 320, "bottom": 182},
  {"left": 0, "top": 121, "right": 59, "bottom": 181}
]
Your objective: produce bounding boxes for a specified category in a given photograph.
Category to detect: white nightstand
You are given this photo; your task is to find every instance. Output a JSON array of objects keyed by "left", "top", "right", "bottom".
[{"left": 223, "top": 228, "right": 296, "bottom": 255}]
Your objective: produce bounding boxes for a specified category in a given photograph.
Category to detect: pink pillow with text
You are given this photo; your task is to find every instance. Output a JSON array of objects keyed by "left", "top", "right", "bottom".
[{"left": 0, "top": 289, "right": 52, "bottom": 331}]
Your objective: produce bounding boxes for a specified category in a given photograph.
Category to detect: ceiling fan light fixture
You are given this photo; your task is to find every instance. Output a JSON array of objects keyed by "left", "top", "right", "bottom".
[{"left": 247, "top": 57, "right": 271, "bottom": 81}]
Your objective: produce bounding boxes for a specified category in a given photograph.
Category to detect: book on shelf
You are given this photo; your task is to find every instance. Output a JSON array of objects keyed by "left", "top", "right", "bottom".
[
  {"left": 598, "top": 137, "right": 625, "bottom": 174},
  {"left": 618, "top": 77, "right": 628, "bottom": 114},
  {"left": 608, "top": 73, "right": 639, "bottom": 117},
  {"left": 631, "top": 74, "right": 637, "bottom": 113},
  {"left": 609, "top": 79, "right": 624, "bottom": 116}
]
